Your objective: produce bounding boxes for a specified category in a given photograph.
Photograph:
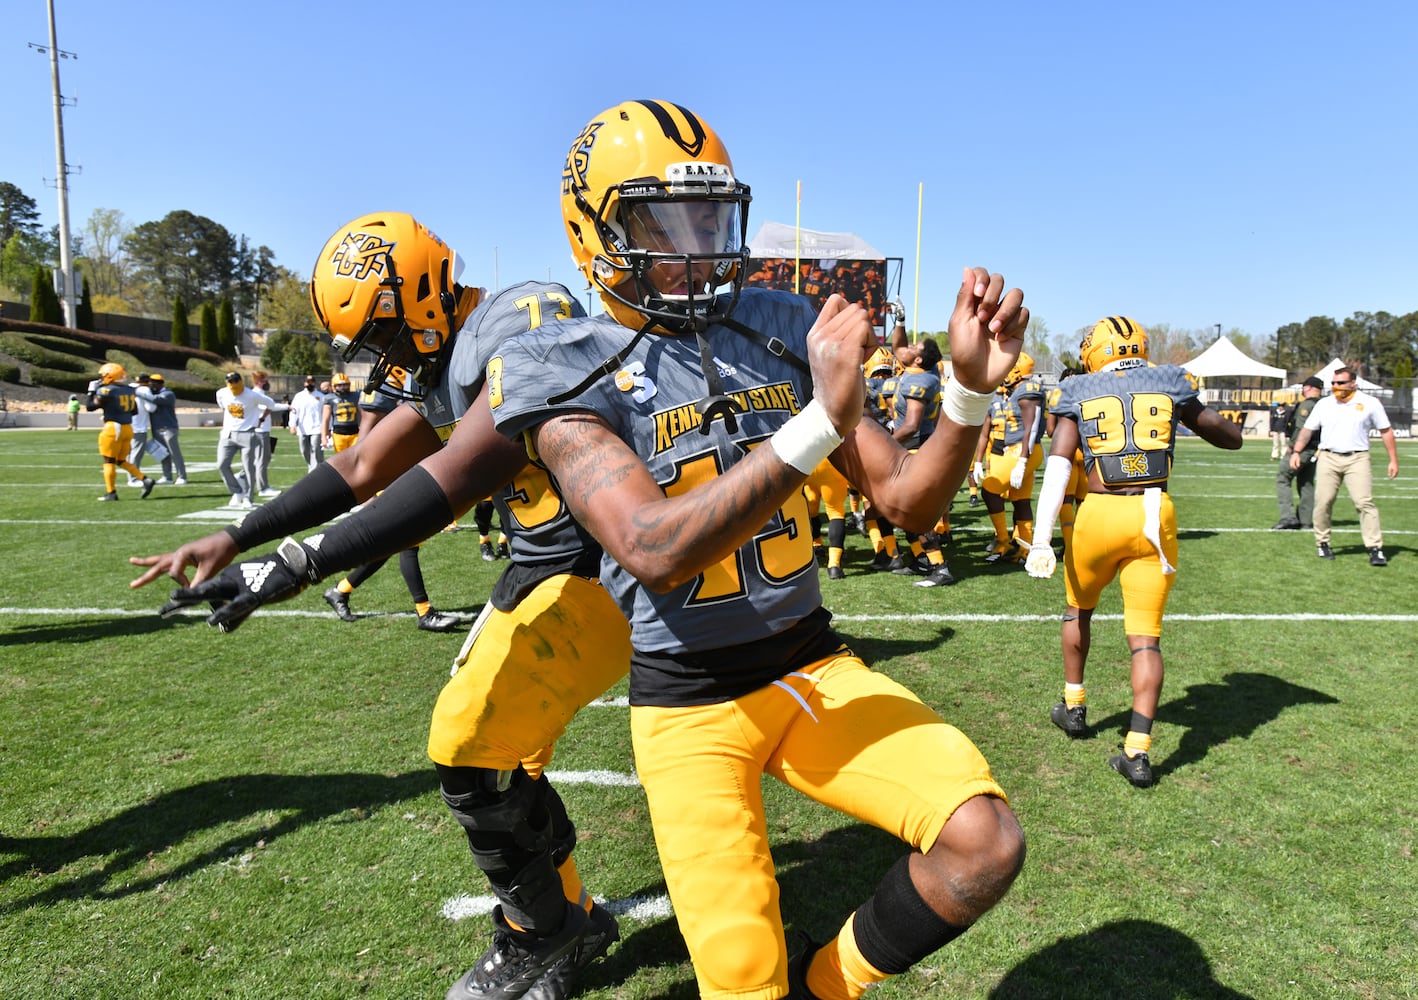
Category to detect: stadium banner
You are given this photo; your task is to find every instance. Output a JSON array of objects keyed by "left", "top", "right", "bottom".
[{"left": 745, "top": 222, "right": 890, "bottom": 327}]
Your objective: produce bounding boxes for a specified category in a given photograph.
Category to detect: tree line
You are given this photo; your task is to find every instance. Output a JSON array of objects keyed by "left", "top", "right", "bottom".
[{"left": 0, "top": 180, "right": 317, "bottom": 341}]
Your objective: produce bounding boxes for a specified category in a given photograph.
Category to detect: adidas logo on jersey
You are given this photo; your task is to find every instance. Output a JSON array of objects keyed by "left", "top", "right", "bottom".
[{"left": 241, "top": 560, "right": 276, "bottom": 594}]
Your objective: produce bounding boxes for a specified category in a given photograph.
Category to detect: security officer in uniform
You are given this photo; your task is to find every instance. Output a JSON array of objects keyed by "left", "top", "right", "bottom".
[{"left": 1272, "top": 376, "right": 1323, "bottom": 530}]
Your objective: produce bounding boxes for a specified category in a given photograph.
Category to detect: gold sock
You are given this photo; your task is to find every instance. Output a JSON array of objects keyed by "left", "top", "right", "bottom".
[
  {"left": 337, "top": 580, "right": 354, "bottom": 595},
  {"left": 1014, "top": 519, "right": 1034, "bottom": 547},
  {"left": 1064, "top": 683, "right": 1086, "bottom": 708},
  {"left": 828, "top": 547, "right": 843, "bottom": 569},
  {"left": 1124, "top": 731, "right": 1153, "bottom": 757},
  {"left": 989, "top": 511, "right": 1008, "bottom": 544},
  {"left": 809, "top": 913, "right": 889, "bottom": 999},
  {"left": 557, "top": 855, "right": 593, "bottom": 913},
  {"left": 415, "top": 600, "right": 432, "bottom": 617},
  {"left": 103, "top": 465, "right": 117, "bottom": 492}
]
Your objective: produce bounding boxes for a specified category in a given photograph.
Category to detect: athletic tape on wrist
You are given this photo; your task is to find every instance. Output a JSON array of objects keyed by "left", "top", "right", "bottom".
[
  {"left": 940, "top": 379, "right": 994, "bottom": 426},
  {"left": 770, "top": 399, "right": 844, "bottom": 474}
]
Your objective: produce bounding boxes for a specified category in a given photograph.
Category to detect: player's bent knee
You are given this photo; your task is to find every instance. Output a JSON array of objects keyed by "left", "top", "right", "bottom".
[{"left": 931, "top": 795, "right": 1026, "bottom": 910}]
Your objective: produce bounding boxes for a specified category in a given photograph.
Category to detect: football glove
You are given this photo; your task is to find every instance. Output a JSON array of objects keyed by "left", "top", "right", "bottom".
[
  {"left": 1024, "top": 542, "right": 1057, "bottom": 580},
  {"left": 973, "top": 461, "right": 987, "bottom": 485},
  {"left": 891, "top": 298, "right": 905, "bottom": 320},
  {"left": 1009, "top": 457, "right": 1027, "bottom": 490},
  {"left": 159, "top": 536, "right": 317, "bottom": 633},
  {"left": 87, "top": 379, "right": 101, "bottom": 394}
]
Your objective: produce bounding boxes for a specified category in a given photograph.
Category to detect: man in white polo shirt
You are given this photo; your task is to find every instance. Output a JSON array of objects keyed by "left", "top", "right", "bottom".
[
  {"left": 215, "top": 372, "right": 276, "bottom": 511},
  {"left": 1289, "top": 366, "right": 1399, "bottom": 565}
]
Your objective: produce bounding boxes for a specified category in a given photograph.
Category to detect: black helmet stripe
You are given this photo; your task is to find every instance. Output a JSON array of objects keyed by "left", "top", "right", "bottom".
[{"left": 633, "top": 100, "right": 706, "bottom": 157}]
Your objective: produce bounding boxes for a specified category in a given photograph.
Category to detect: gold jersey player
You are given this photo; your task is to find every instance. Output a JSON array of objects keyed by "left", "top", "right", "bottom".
[
  {"left": 87, "top": 363, "right": 156, "bottom": 501},
  {"left": 1026, "top": 316, "right": 1241, "bottom": 787},
  {"left": 488, "top": 99, "right": 1028, "bottom": 1000}
]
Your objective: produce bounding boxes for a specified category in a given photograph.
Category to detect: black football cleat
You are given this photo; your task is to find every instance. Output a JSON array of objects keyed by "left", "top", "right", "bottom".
[
  {"left": 1050, "top": 702, "right": 1089, "bottom": 738},
  {"left": 446, "top": 903, "right": 591, "bottom": 1000},
  {"left": 96, "top": 491, "right": 118, "bottom": 502},
  {"left": 417, "top": 609, "right": 460, "bottom": 633},
  {"left": 867, "top": 550, "right": 894, "bottom": 572},
  {"left": 914, "top": 564, "right": 956, "bottom": 587},
  {"left": 480, "top": 541, "right": 496, "bottom": 562},
  {"left": 523, "top": 902, "right": 620, "bottom": 1000},
  {"left": 1110, "top": 747, "right": 1153, "bottom": 788},
  {"left": 323, "top": 587, "right": 356, "bottom": 622},
  {"left": 826, "top": 565, "right": 845, "bottom": 580},
  {"left": 140, "top": 477, "right": 156, "bottom": 499},
  {"left": 1368, "top": 547, "right": 1388, "bottom": 566}
]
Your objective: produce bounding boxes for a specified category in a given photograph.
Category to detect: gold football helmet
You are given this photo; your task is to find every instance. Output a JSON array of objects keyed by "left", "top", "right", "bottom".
[
  {"left": 309, "top": 212, "right": 479, "bottom": 400},
  {"left": 330, "top": 372, "right": 352, "bottom": 392},
  {"left": 1004, "top": 351, "right": 1035, "bottom": 389},
  {"left": 98, "top": 362, "right": 127, "bottom": 384},
  {"left": 1081, "top": 316, "right": 1149, "bottom": 373},
  {"left": 561, "top": 99, "right": 751, "bottom": 335}
]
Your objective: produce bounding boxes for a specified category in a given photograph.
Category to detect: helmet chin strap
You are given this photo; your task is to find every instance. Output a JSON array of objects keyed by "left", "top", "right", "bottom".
[{"left": 692, "top": 329, "right": 742, "bottom": 434}]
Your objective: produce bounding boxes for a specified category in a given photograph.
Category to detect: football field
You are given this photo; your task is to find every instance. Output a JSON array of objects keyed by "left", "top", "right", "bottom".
[{"left": 1, "top": 428, "right": 1414, "bottom": 999}]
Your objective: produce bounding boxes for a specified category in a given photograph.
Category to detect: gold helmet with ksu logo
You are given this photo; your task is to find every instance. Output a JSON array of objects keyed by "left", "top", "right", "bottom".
[
  {"left": 1004, "top": 351, "right": 1035, "bottom": 389},
  {"left": 1080, "top": 316, "right": 1149, "bottom": 373},
  {"left": 560, "top": 99, "right": 752, "bottom": 335},
  {"left": 309, "top": 212, "right": 481, "bottom": 400},
  {"left": 98, "top": 362, "right": 127, "bottom": 384}
]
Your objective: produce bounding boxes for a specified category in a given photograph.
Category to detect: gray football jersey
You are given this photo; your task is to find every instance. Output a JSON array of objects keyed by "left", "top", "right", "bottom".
[
  {"left": 489, "top": 287, "right": 831, "bottom": 662},
  {"left": 405, "top": 282, "right": 599, "bottom": 590},
  {"left": 1053, "top": 363, "right": 1200, "bottom": 487}
]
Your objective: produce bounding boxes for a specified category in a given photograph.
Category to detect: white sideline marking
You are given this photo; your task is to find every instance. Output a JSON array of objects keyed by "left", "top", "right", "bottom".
[
  {"left": 4, "top": 606, "right": 1417, "bottom": 624},
  {"left": 441, "top": 893, "right": 673, "bottom": 923},
  {"left": 546, "top": 769, "right": 641, "bottom": 787}
]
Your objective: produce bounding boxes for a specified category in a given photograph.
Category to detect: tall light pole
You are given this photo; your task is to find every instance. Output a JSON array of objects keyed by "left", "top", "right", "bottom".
[{"left": 37, "top": 0, "right": 79, "bottom": 328}]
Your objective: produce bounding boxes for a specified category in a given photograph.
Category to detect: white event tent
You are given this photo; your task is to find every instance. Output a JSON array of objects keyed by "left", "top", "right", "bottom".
[
  {"left": 1309, "top": 358, "right": 1381, "bottom": 391},
  {"left": 1181, "top": 336, "right": 1287, "bottom": 381}
]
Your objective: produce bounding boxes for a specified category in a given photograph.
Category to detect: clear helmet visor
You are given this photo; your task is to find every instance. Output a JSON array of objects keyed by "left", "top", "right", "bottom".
[{"left": 621, "top": 199, "right": 743, "bottom": 259}]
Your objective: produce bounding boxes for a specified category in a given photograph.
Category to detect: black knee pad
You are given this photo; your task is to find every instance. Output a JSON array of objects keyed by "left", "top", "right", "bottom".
[{"left": 435, "top": 763, "right": 573, "bottom": 933}]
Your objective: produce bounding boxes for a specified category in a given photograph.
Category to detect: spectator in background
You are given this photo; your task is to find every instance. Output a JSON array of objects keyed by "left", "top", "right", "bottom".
[
  {"left": 1289, "top": 366, "right": 1399, "bottom": 565},
  {"left": 147, "top": 374, "right": 187, "bottom": 485},
  {"left": 66, "top": 394, "right": 81, "bottom": 430},
  {"left": 126, "top": 373, "right": 157, "bottom": 486},
  {"left": 288, "top": 375, "right": 326, "bottom": 471},
  {"left": 1268, "top": 395, "right": 1290, "bottom": 460},
  {"left": 215, "top": 371, "right": 274, "bottom": 511},
  {"left": 251, "top": 371, "right": 280, "bottom": 498},
  {"left": 1271, "top": 376, "right": 1322, "bottom": 531}
]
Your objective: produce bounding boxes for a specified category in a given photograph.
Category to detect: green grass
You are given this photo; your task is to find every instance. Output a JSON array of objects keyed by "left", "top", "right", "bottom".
[{"left": 1, "top": 429, "right": 1415, "bottom": 999}]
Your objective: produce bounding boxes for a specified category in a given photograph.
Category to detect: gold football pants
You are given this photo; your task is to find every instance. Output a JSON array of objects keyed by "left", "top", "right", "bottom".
[
  {"left": 631, "top": 651, "right": 1005, "bottom": 1000},
  {"left": 427, "top": 573, "right": 630, "bottom": 772},
  {"left": 982, "top": 443, "right": 1043, "bottom": 500},
  {"left": 1064, "top": 491, "right": 1178, "bottom": 637}
]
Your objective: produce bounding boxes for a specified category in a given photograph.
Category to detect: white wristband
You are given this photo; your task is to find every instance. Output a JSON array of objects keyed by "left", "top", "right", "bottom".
[
  {"left": 940, "top": 379, "right": 994, "bottom": 426},
  {"left": 771, "top": 398, "right": 844, "bottom": 474}
]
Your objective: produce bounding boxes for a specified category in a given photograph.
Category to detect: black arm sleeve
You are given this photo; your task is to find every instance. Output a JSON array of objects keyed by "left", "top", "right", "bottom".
[
  {"left": 303, "top": 465, "right": 456, "bottom": 580},
  {"left": 223, "top": 460, "right": 358, "bottom": 550}
]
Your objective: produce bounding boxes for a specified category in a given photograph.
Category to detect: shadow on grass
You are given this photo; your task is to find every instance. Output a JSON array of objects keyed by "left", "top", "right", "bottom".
[
  {"left": 0, "top": 613, "right": 179, "bottom": 645},
  {"left": 0, "top": 769, "right": 437, "bottom": 912},
  {"left": 1091, "top": 671, "right": 1339, "bottom": 781},
  {"left": 989, "top": 919, "right": 1255, "bottom": 998}
]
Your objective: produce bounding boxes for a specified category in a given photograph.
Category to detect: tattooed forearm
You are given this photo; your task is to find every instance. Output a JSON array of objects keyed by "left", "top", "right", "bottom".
[{"left": 533, "top": 413, "right": 807, "bottom": 592}]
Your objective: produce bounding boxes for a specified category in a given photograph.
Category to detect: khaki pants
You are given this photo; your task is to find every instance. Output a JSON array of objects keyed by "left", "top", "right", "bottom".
[{"left": 1313, "top": 450, "right": 1382, "bottom": 548}]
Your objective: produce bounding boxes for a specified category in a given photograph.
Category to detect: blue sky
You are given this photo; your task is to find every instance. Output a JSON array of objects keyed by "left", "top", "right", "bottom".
[{"left": 3, "top": 1, "right": 1414, "bottom": 345}]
